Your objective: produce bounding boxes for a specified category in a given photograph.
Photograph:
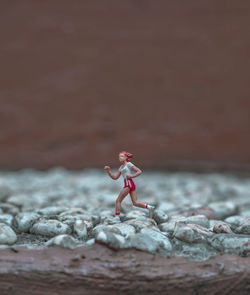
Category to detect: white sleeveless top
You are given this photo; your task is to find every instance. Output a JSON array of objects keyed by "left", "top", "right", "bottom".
[{"left": 119, "top": 162, "right": 134, "bottom": 179}]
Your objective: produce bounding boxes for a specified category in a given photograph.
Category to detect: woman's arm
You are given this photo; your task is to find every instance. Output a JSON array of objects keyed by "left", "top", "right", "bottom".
[
  {"left": 104, "top": 166, "right": 121, "bottom": 180},
  {"left": 127, "top": 165, "right": 142, "bottom": 179}
]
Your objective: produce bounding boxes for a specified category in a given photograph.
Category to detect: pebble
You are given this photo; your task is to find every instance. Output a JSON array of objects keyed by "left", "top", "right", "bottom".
[
  {"left": 124, "top": 218, "right": 158, "bottom": 232},
  {"left": 30, "top": 219, "right": 72, "bottom": 237},
  {"left": 0, "top": 214, "right": 14, "bottom": 227},
  {"left": 208, "top": 201, "right": 238, "bottom": 219},
  {"left": 234, "top": 218, "right": 250, "bottom": 235},
  {"left": 173, "top": 222, "right": 213, "bottom": 244},
  {"left": 153, "top": 209, "right": 169, "bottom": 224},
  {"left": 126, "top": 232, "right": 161, "bottom": 254},
  {"left": 0, "top": 203, "right": 19, "bottom": 215},
  {"left": 224, "top": 215, "right": 244, "bottom": 229},
  {"left": 0, "top": 223, "right": 17, "bottom": 245},
  {"left": 36, "top": 206, "right": 69, "bottom": 216},
  {"left": 208, "top": 234, "right": 250, "bottom": 256},
  {"left": 14, "top": 212, "right": 41, "bottom": 233},
  {"left": 172, "top": 238, "right": 219, "bottom": 261},
  {"left": 45, "top": 234, "right": 80, "bottom": 249},
  {"left": 212, "top": 222, "right": 233, "bottom": 234},
  {"left": 73, "top": 219, "right": 88, "bottom": 240},
  {"left": 95, "top": 230, "right": 126, "bottom": 249},
  {"left": 90, "top": 224, "right": 109, "bottom": 238},
  {"left": 140, "top": 227, "right": 172, "bottom": 254},
  {"left": 105, "top": 223, "right": 136, "bottom": 237},
  {"left": 123, "top": 210, "right": 148, "bottom": 221}
]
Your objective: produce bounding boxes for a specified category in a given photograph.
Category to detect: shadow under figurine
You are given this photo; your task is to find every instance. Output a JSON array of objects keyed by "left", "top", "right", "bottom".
[{"left": 104, "top": 151, "right": 155, "bottom": 220}]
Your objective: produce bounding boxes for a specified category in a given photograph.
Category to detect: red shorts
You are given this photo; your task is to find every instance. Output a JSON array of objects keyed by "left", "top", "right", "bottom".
[{"left": 123, "top": 178, "right": 136, "bottom": 192}]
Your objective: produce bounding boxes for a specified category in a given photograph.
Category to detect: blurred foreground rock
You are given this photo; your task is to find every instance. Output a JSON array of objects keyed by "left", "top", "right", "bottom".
[{"left": 0, "top": 244, "right": 249, "bottom": 295}]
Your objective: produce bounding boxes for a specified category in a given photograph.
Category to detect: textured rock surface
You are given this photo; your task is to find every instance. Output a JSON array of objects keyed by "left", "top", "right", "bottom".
[
  {"left": 234, "top": 218, "right": 250, "bottom": 235},
  {"left": 0, "top": 169, "right": 250, "bottom": 293},
  {"left": 30, "top": 219, "right": 72, "bottom": 237},
  {"left": 0, "top": 168, "right": 249, "bottom": 261},
  {"left": 212, "top": 222, "right": 233, "bottom": 234},
  {"left": 0, "top": 244, "right": 249, "bottom": 295},
  {"left": 45, "top": 234, "right": 80, "bottom": 249},
  {"left": 208, "top": 234, "right": 250, "bottom": 256},
  {"left": 14, "top": 212, "right": 41, "bottom": 233},
  {"left": 0, "top": 223, "right": 17, "bottom": 245}
]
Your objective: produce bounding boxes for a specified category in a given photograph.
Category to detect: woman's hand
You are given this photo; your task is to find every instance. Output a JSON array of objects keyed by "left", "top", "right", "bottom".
[
  {"left": 126, "top": 173, "right": 133, "bottom": 179},
  {"left": 104, "top": 166, "right": 110, "bottom": 171}
]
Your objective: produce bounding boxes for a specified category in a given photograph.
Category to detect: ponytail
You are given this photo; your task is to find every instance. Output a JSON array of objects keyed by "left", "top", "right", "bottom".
[{"left": 120, "top": 151, "right": 134, "bottom": 162}]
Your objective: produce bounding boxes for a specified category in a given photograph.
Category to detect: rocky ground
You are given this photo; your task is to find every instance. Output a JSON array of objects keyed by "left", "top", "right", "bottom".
[
  {"left": 0, "top": 168, "right": 250, "bottom": 294},
  {"left": 0, "top": 168, "right": 249, "bottom": 260}
]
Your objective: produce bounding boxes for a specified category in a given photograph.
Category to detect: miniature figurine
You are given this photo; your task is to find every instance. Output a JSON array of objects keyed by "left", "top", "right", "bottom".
[{"left": 104, "top": 151, "right": 155, "bottom": 219}]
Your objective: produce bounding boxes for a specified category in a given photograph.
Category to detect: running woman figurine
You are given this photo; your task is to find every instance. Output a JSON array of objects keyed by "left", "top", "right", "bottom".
[{"left": 104, "top": 151, "right": 155, "bottom": 219}]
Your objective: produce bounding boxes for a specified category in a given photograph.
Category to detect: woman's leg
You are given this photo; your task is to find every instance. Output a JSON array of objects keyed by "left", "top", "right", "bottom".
[
  {"left": 129, "top": 190, "right": 147, "bottom": 209},
  {"left": 115, "top": 187, "right": 130, "bottom": 214}
]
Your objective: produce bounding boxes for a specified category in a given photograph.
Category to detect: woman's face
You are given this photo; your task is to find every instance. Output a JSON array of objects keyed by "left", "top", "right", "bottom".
[{"left": 119, "top": 153, "right": 127, "bottom": 163}]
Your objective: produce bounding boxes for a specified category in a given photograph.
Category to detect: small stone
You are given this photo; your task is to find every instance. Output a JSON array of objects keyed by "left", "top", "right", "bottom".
[
  {"left": 14, "top": 212, "right": 41, "bottom": 233},
  {"left": 0, "top": 203, "right": 19, "bottom": 215},
  {"left": 85, "top": 238, "right": 95, "bottom": 246},
  {"left": 73, "top": 219, "right": 88, "bottom": 240},
  {"left": 0, "top": 214, "right": 14, "bottom": 227},
  {"left": 140, "top": 227, "right": 172, "bottom": 254},
  {"left": 0, "top": 186, "right": 11, "bottom": 202},
  {"left": 173, "top": 222, "right": 213, "bottom": 244},
  {"left": 125, "top": 232, "right": 160, "bottom": 254},
  {"left": 160, "top": 215, "right": 209, "bottom": 235},
  {"left": 158, "top": 221, "right": 176, "bottom": 235},
  {"left": 209, "top": 201, "right": 238, "bottom": 219},
  {"left": 7, "top": 194, "right": 30, "bottom": 207},
  {"left": 89, "top": 224, "right": 108, "bottom": 239},
  {"left": 234, "top": 218, "right": 250, "bottom": 235},
  {"left": 153, "top": 209, "right": 169, "bottom": 224},
  {"left": 123, "top": 210, "right": 148, "bottom": 221},
  {"left": 36, "top": 206, "right": 69, "bottom": 216},
  {"left": 224, "top": 215, "right": 245, "bottom": 228},
  {"left": 95, "top": 230, "right": 126, "bottom": 249},
  {"left": 30, "top": 219, "right": 72, "bottom": 237},
  {"left": 208, "top": 234, "right": 250, "bottom": 257},
  {"left": 104, "top": 223, "right": 136, "bottom": 237},
  {"left": 0, "top": 223, "right": 17, "bottom": 245},
  {"left": 45, "top": 234, "right": 79, "bottom": 249},
  {"left": 213, "top": 222, "right": 233, "bottom": 234},
  {"left": 59, "top": 209, "right": 100, "bottom": 226},
  {"left": 171, "top": 238, "right": 218, "bottom": 261},
  {"left": 180, "top": 207, "right": 215, "bottom": 220},
  {"left": 124, "top": 218, "right": 158, "bottom": 232},
  {"left": 59, "top": 208, "right": 85, "bottom": 216},
  {"left": 103, "top": 215, "right": 121, "bottom": 225}
]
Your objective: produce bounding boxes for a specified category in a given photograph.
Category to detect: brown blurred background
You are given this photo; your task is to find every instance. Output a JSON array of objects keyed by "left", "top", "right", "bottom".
[{"left": 0, "top": 0, "right": 250, "bottom": 171}]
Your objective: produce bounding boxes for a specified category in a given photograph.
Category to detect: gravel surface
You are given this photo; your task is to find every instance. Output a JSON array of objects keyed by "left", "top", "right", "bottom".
[{"left": 0, "top": 168, "right": 249, "bottom": 261}]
